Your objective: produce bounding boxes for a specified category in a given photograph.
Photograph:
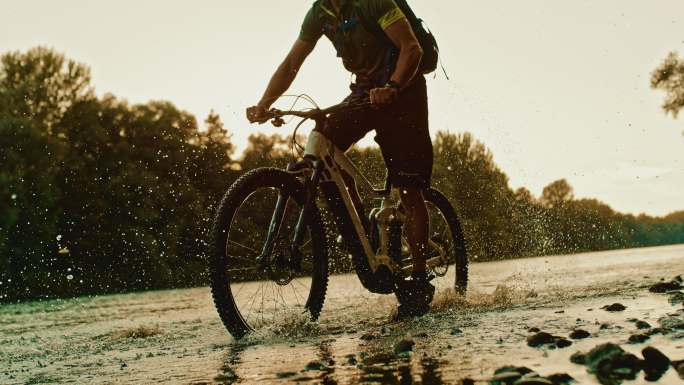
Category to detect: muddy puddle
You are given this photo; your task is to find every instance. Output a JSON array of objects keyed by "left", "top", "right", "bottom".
[{"left": 1, "top": 244, "right": 683, "bottom": 384}]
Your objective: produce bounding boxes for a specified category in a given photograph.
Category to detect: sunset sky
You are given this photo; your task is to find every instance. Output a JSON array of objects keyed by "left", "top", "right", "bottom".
[{"left": 2, "top": 0, "right": 683, "bottom": 216}]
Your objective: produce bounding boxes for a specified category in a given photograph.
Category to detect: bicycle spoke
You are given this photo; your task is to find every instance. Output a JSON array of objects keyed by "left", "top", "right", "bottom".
[
  {"left": 260, "top": 282, "right": 266, "bottom": 326},
  {"left": 271, "top": 284, "right": 278, "bottom": 317},
  {"left": 228, "top": 240, "right": 259, "bottom": 255},
  {"left": 276, "top": 284, "right": 289, "bottom": 308},
  {"left": 244, "top": 282, "right": 264, "bottom": 324},
  {"left": 290, "top": 281, "right": 303, "bottom": 307},
  {"left": 293, "top": 278, "right": 309, "bottom": 295},
  {"left": 226, "top": 254, "right": 255, "bottom": 264},
  {"left": 244, "top": 283, "right": 262, "bottom": 308},
  {"left": 233, "top": 281, "right": 247, "bottom": 299}
]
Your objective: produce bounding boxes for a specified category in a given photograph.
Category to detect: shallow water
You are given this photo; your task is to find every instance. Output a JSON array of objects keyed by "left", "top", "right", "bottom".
[{"left": 1, "top": 244, "right": 683, "bottom": 384}]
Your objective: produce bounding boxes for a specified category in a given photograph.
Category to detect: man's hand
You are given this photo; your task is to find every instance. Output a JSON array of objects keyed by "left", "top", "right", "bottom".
[
  {"left": 369, "top": 86, "right": 398, "bottom": 106},
  {"left": 246, "top": 105, "right": 271, "bottom": 124}
]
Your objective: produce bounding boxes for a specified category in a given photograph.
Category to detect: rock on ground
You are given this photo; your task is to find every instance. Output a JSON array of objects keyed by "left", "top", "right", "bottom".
[
  {"left": 602, "top": 303, "right": 626, "bottom": 312},
  {"left": 569, "top": 329, "right": 591, "bottom": 339},
  {"left": 641, "top": 346, "right": 670, "bottom": 381}
]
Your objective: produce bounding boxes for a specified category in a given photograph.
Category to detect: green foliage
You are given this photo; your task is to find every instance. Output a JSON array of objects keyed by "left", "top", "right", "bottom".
[
  {"left": 432, "top": 132, "right": 515, "bottom": 260},
  {"left": 1, "top": 47, "right": 683, "bottom": 301},
  {"left": 540, "top": 179, "right": 574, "bottom": 208},
  {"left": 0, "top": 48, "right": 236, "bottom": 300},
  {"left": 240, "top": 133, "right": 294, "bottom": 171},
  {"left": 651, "top": 51, "right": 684, "bottom": 120}
]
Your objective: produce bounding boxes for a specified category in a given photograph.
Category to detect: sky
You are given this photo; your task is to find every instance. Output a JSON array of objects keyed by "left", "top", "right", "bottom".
[{"left": 2, "top": 0, "right": 683, "bottom": 216}]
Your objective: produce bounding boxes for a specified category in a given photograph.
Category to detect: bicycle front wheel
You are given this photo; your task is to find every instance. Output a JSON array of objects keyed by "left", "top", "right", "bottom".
[{"left": 210, "top": 168, "right": 328, "bottom": 338}]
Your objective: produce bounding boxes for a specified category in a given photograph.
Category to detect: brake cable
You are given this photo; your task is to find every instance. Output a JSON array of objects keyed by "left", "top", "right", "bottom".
[
  {"left": 278, "top": 94, "right": 320, "bottom": 158},
  {"left": 271, "top": 95, "right": 378, "bottom": 158}
]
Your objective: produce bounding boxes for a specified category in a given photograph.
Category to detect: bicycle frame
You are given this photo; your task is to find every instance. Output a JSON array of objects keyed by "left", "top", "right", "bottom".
[
  {"left": 304, "top": 130, "right": 402, "bottom": 273},
  {"left": 256, "top": 106, "right": 447, "bottom": 277}
]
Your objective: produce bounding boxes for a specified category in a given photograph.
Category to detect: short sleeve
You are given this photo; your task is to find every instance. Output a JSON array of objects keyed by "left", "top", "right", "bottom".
[
  {"left": 367, "top": 0, "right": 406, "bottom": 30},
  {"left": 298, "top": 5, "right": 323, "bottom": 43}
]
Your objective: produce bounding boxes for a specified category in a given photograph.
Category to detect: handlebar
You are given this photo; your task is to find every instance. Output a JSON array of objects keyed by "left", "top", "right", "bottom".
[
  {"left": 267, "top": 103, "right": 342, "bottom": 122},
  {"left": 265, "top": 101, "right": 373, "bottom": 127}
]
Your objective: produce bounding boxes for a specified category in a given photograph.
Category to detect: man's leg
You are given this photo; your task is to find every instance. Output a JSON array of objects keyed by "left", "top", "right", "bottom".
[
  {"left": 393, "top": 185, "right": 434, "bottom": 319},
  {"left": 372, "top": 76, "right": 431, "bottom": 279},
  {"left": 399, "top": 187, "right": 429, "bottom": 279}
]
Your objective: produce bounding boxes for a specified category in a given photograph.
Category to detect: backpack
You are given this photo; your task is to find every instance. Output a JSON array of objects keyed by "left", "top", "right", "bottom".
[{"left": 357, "top": 0, "right": 440, "bottom": 75}]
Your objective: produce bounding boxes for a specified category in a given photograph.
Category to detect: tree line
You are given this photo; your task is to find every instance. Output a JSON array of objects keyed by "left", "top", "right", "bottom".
[{"left": 1, "top": 47, "right": 683, "bottom": 302}]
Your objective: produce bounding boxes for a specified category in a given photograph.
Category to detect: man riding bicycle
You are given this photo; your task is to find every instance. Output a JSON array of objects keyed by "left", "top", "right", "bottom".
[{"left": 247, "top": 0, "right": 434, "bottom": 318}]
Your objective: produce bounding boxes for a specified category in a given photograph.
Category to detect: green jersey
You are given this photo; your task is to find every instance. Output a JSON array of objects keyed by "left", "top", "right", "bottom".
[{"left": 299, "top": 0, "right": 406, "bottom": 85}]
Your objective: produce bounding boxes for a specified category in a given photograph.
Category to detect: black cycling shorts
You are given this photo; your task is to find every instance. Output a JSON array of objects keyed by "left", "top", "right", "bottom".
[{"left": 315, "top": 76, "right": 433, "bottom": 189}]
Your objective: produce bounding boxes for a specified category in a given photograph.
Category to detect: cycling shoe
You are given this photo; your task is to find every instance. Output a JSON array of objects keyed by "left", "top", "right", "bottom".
[{"left": 393, "top": 276, "right": 435, "bottom": 320}]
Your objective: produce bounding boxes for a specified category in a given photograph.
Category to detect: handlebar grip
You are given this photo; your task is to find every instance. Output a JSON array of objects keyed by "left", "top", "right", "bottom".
[{"left": 247, "top": 108, "right": 276, "bottom": 124}]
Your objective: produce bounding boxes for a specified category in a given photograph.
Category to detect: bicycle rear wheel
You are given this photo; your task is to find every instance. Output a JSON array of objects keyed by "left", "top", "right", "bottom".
[
  {"left": 423, "top": 188, "right": 469, "bottom": 294},
  {"left": 394, "top": 188, "right": 468, "bottom": 294},
  {"left": 210, "top": 168, "right": 328, "bottom": 338}
]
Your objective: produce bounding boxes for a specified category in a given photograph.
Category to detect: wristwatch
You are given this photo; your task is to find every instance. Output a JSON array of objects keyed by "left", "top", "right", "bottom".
[{"left": 385, "top": 80, "right": 401, "bottom": 91}]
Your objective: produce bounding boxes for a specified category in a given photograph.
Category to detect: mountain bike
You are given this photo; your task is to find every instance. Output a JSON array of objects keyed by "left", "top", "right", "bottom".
[{"left": 210, "top": 101, "right": 468, "bottom": 338}]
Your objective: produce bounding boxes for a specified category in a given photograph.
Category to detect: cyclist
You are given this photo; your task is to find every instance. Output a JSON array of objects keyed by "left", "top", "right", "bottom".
[{"left": 246, "top": 0, "right": 434, "bottom": 318}]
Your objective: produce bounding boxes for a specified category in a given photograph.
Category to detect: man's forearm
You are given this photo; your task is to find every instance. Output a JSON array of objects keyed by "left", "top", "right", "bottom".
[
  {"left": 258, "top": 61, "right": 298, "bottom": 109},
  {"left": 389, "top": 43, "right": 423, "bottom": 89}
]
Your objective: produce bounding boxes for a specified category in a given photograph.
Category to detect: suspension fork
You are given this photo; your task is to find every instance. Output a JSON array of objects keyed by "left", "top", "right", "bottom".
[
  {"left": 290, "top": 159, "right": 324, "bottom": 271},
  {"left": 256, "top": 191, "right": 289, "bottom": 271},
  {"left": 255, "top": 159, "right": 323, "bottom": 271}
]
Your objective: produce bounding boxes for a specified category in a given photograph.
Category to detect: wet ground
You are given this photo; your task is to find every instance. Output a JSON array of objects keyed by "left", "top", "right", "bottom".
[{"left": 1, "top": 244, "right": 683, "bottom": 384}]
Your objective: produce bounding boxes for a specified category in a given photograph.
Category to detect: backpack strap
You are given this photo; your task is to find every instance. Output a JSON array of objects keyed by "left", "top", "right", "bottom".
[{"left": 353, "top": 3, "right": 394, "bottom": 47}]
